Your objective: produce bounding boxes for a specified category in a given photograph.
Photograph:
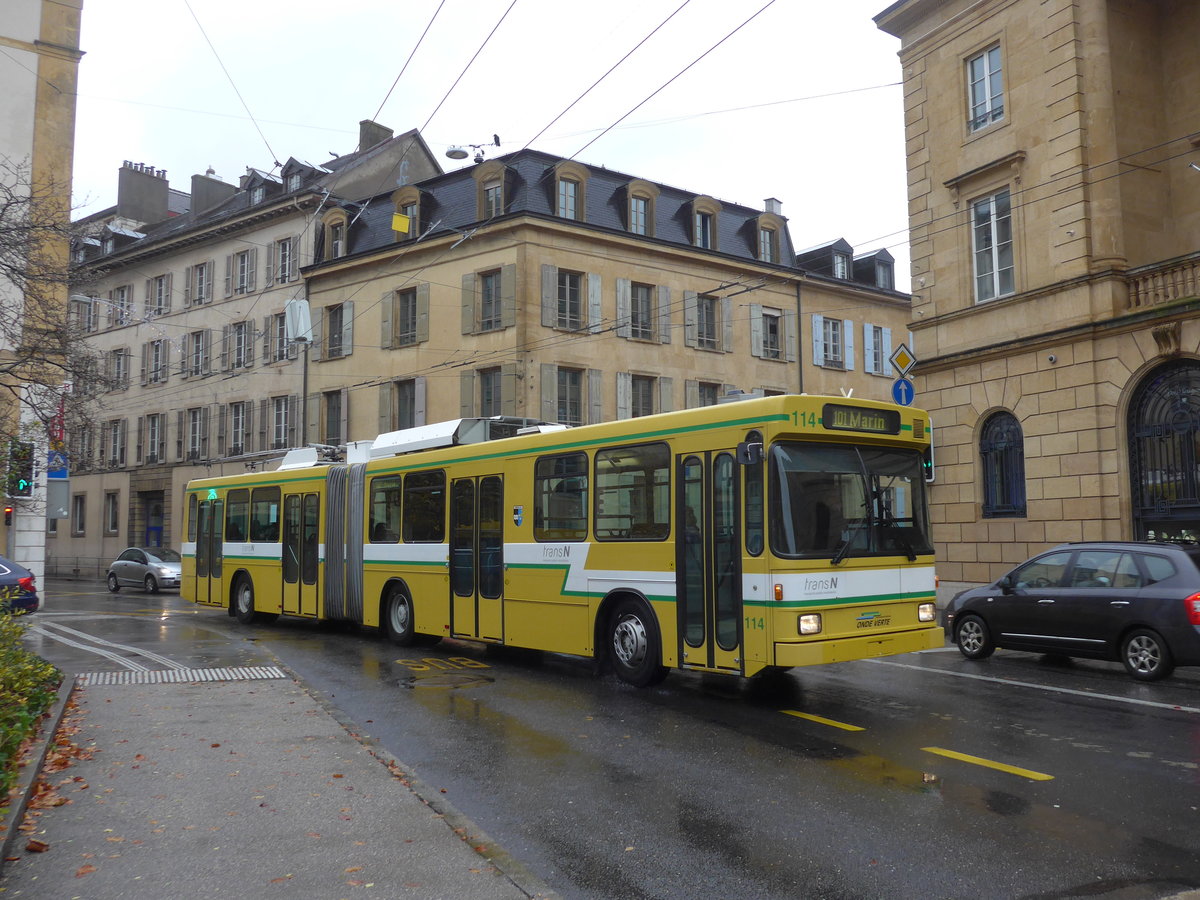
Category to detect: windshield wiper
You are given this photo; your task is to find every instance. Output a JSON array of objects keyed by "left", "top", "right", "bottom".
[{"left": 832, "top": 511, "right": 868, "bottom": 566}]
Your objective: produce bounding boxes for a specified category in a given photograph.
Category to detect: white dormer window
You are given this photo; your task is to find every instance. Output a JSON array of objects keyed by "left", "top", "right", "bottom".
[
  {"left": 287, "top": 173, "right": 301, "bottom": 192},
  {"left": 833, "top": 252, "right": 850, "bottom": 279},
  {"left": 251, "top": 186, "right": 265, "bottom": 205}
]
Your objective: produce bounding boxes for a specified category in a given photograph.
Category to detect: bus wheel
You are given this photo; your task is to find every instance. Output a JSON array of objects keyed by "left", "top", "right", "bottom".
[
  {"left": 608, "top": 598, "right": 667, "bottom": 688},
  {"left": 383, "top": 587, "right": 417, "bottom": 646},
  {"left": 234, "top": 577, "right": 259, "bottom": 625}
]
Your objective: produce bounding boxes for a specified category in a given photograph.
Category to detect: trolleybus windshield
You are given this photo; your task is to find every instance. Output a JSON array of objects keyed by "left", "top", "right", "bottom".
[{"left": 769, "top": 442, "right": 932, "bottom": 560}]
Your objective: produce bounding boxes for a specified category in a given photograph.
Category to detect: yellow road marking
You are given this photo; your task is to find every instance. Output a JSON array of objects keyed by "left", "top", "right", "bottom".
[
  {"left": 923, "top": 746, "right": 1054, "bottom": 781},
  {"left": 781, "top": 710, "right": 865, "bottom": 732}
]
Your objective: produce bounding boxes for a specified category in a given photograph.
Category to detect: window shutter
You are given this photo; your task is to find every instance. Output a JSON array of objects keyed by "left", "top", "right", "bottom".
[
  {"left": 175, "top": 410, "right": 184, "bottom": 460},
  {"left": 244, "top": 401, "right": 254, "bottom": 453},
  {"left": 220, "top": 325, "right": 230, "bottom": 371},
  {"left": 245, "top": 322, "right": 255, "bottom": 366},
  {"left": 246, "top": 248, "right": 257, "bottom": 292},
  {"left": 287, "top": 394, "right": 299, "bottom": 447},
  {"left": 291, "top": 235, "right": 300, "bottom": 280},
  {"left": 143, "top": 279, "right": 152, "bottom": 316},
  {"left": 615, "top": 279, "right": 632, "bottom": 339},
  {"left": 261, "top": 316, "right": 271, "bottom": 362},
  {"left": 416, "top": 284, "right": 430, "bottom": 343},
  {"left": 201, "top": 406, "right": 210, "bottom": 458},
  {"left": 306, "top": 393, "right": 319, "bottom": 445},
  {"left": 587, "top": 273, "right": 602, "bottom": 333},
  {"left": 341, "top": 301, "right": 354, "bottom": 357},
  {"left": 139, "top": 343, "right": 149, "bottom": 384},
  {"left": 179, "top": 340, "right": 190, "bottom": 379},
  {"left": 683, "top": 291, "right": 698, "bottom": 348},
  {"left": 265, "top": 241, "right": 274, "bottom": 287},
  {"left": 500, "top": 263, "right": 516, "bottom": 328},
  {"left": 118, "top": 420, "right": 127, "bottom": 466},
  {"left": 461, "top": 273, "right": 476, "bottom": 334},
  {"left": 135, "top": 416, "right": 144, "bottom": 463},
  {"left": 205, "top": 261, "right": 214, "bottom": 303},
  {"left": 811, "top": 314, "right": 825, "bottom": 366},
  {"left": 217, "top": 404, "right": 227, "bottom": 456},
  {"left": 380, "top": 290, "right": 393, "bottom": 349},
  {"left": 258, "top": 399, "right": 268, "bottom": 451},
  {"left": 339, "top": 388, "right": 349, "bottom": 443},
  {"left": 540, "top": 364, "right": 557, "bottom": 422},
  {"left": 882, "top": 327, "right": 893, "bottom": 369},
  {"left": 721, "top": 297, "right": 733, "bottom": 352},
  {"left": 785, "top": 309, "right": 797, "bottom": 362},
  {"left": 183, "top": 269, "right": 192, "bottom": 305},
  {"left": 501, "top": 363, "right": 517, "bottom": 415},
  {"left": 749, "top": 304, "right": 763, "bottom": 358},
  {"left": 378, "top": 385, "right": 392, "bottom": 433},
  {"left": 843, "top": 319, "right": 855, "bottom": 371},
  {"left": 658, "top": 377, "right": 673, "bottom": 413},
  {"left": 310, "top": 310, "right": 323, "bottom": 361},
  {"left": 657, "top": 285, "right": 671, "bottom": 344},
  {"left": 414, "top": 376, "right": 426, "bottom": 425},
  {"left": 203, "top": 330, "right": 213, "bottom": 375},
  {"left": 616, "top": 371, "right": 632, "bottom": 419},
  {"left": 224, "top": 255, "right": 233, "bottom": 297},
  {"left": 863, "top": 323, "right": 877, "bottom": 373},
  {"left": 685, "top": 379, "right": 699, "bottom": 408},
  {"left": 541, "top": 264, "right": 556, "bottom": 327},
  {"left": 459, "top": 371, "right": 474, "bottom": 418},
  {"left": 588, "top": 369, "right": 602, "bottom": 425}
]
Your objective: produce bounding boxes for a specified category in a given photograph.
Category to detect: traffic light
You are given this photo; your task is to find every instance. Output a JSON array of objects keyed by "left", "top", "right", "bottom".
[
  {"left": 922, "top": 442, "right": 935, "bottom": 483},
  {"left": 6, "top": 440, "right": 34, "bottom": 497},
  {"left": 3, "top": 506, "right": 11, "bottom": 526}
]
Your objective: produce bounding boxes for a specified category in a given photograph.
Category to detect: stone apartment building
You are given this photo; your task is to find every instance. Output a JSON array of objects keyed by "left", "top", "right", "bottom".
[
  {"left": 876, "top": 0, "right": 1200, "bottom": 582},
  {"left": 62, "top": 123, "right": 912, "bottom": 573}
]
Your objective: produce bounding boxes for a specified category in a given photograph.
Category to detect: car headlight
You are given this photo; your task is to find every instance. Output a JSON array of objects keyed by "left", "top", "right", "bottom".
[
  {"left": 798, "top": 613, "right": 822, "bottom": 635},
  {"left": 918, "top": 602, "right": 936, "bottom": 622}
]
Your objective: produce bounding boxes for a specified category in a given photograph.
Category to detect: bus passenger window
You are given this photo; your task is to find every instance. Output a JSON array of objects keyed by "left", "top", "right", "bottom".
[
  {"left": 594, "top": 442, "right": 670, "bottom": 541},
  {"left": 534, "top": 452, "right": 588, "bottom": 541},
  {"left": 403, "top": 470, "right": 446, "bottom": 542}
]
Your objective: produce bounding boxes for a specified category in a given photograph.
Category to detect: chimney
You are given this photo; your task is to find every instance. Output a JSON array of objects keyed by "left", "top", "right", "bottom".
[
  {"left": 359, "top": 119, "right": 394, "bottom": 151},
  {"left": 764, "top": 197, "right": 783, "bottom": 216},
  {"left": 191, "top": 170, "right": 236, "bottom": 215},
  {"left": 116, "top": 161, "right": 170, "bottom": 226}
]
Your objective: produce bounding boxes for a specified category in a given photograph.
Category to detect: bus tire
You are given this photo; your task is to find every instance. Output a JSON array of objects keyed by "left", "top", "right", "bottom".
[
  {"left": 608, "top": 597, "right": 668, "bottom": 688},
  {"left": 234, "top": 577, "right": 259, "bottom": 625},
  {"left": 383, "top": 587, "right": 417, "bottom": 646}
]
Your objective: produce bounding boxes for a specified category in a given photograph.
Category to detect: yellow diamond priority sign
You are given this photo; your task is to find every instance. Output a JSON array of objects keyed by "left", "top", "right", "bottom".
[{"left": 890, "top": 343, "right": 916, "bottom": 378}]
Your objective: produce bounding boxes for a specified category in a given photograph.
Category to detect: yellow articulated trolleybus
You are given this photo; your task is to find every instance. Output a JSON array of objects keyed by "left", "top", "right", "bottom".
[{"left": 183, "top": 394, "right": 941, "bottom": 687}]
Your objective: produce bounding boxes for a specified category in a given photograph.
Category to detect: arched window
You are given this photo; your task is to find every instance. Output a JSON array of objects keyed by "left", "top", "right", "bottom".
[{"left": 980, "top": 411, "right": 1025, "bottom": 518}]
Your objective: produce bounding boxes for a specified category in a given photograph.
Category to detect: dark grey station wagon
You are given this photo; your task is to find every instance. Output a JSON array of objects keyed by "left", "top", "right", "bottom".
[{"left": 943, "top": 541, "right": 1200, "bottom": 681}]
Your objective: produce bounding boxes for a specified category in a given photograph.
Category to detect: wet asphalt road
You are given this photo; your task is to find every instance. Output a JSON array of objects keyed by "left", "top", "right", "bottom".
[{"left": 25, "top": 581, "right": 1200, "bottom": 899}]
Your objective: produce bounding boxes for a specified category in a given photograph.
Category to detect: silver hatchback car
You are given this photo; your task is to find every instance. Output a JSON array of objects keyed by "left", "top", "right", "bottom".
[{"left": 106, "top": 547, "right": 182, "bottom": 593}]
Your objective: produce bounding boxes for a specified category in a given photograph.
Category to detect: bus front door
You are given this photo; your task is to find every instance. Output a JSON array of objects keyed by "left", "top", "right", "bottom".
[
  {"left": 678, "top": 452, "right": 742, "bottom": 673},
  {"left": 449, "top": 475, "right": 504, "bottom": 641},
  {"left": 282, "top": 492, "right": 320, "bottom": 616},
  {"left": 194, "top": 498, "right": 224, "bottom": 608}
]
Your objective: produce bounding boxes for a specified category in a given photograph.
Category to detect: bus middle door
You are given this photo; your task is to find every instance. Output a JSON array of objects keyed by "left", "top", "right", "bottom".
[
  {"left": 282, "top": 492, "right": 320, "bottom": 616},
  {"left": 194, "top": 496, "right": 224, "bottom": 608},
  {"left": 449, "top": 475, "right": 504, "bottom": 641},
  {"left": 677, "top": 452, "right": 742, "bottom": 673}
]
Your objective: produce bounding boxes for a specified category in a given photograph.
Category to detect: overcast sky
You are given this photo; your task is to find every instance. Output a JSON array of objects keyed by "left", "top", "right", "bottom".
[{"left": 71, "top": 0, "right": 910, "bottom": 279}]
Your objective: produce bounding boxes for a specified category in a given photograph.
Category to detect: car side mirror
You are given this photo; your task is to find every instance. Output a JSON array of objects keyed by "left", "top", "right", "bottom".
[{"left": 998, "top": 574, "right": 1015, "bottom": 594}]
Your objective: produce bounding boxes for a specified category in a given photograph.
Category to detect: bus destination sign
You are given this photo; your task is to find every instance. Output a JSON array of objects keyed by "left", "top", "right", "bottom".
[{"left": 822, "top": 404, "right": 902, "bottom": 435}]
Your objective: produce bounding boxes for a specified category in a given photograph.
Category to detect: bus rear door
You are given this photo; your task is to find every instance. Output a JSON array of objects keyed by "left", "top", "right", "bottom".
[
  {"left": 194, "top": 495, "right": 224, "bottom": 608},
  {"left": 282, "top": 491, "right": 320, "bottom": 616},
  {"left": 449, "top": 475, "right": 504, "bottom": 641},
  {"left": 677, "top": 452, "right": 742, "bottom": 673}
]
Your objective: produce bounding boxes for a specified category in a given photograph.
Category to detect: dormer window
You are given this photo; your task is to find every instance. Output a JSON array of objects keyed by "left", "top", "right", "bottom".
[
  {"left": 690, "top": 196, "right": 721, "bottom": 251},
  {"left": 473, "top": 160, "right": 508, "bottom": 221},
  {"left": 103, "top": 236, "right": 114, "bottom": 255},
  {"left": 626, "top": 179, "right": 659, "bottom": 237},
  {"left": 552, "top": 161, "right": 589, "bottom": 222},
  {"left": 286, "top": 173, "right": 301, "bottom": 192},
  {"left": 875, "top": 260, "right": 894, "bottom": 290},
  {"left": 251, "top": 186, "right": 265, "bottom": 205},
  {"left": 320, "top": 210, "right": 349, "bottom": 261},
  {"left": 392, "top": 186, "right": 424, "bottom": 241},
  {"left": 557, "top": 178, "right": 578, "bottom": 219},
  {"left": 758, "top": 228, "right": 777, "bottom": 263},
  {"left": 833, "top": 251, "right": 850, "bottom": 279}
]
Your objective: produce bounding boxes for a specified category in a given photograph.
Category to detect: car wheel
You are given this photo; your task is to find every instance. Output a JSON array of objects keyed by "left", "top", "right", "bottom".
[
  {"left": 955, "top": 614, "right": 995, "bottom": 660},
  {"left": 608, "top": 598, "right": 668, "bottom": 688},
  {"left": 144, "top": 574, "right": 159, "bottom": 594},
  {"left": 383, "top": 587, "right": 416, "bottom": 646},
  {"left": 1121, "top": 628, "right": 1174, "bottom": 682},
  {"left": 106, "top": 572, "right": 121, "bottom": 593}
]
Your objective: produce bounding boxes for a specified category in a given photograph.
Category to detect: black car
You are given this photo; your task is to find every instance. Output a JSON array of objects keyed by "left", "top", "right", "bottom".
[
  {"left": 0, "top": 554, "right": 39, "bottom": 614},
  {"left": 944, "top": 541, "right": 1200, "bottom": 681}
]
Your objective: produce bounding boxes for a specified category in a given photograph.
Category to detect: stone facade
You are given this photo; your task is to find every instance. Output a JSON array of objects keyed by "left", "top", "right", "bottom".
[{"left": 877, "top": 0, "right": 1200, "bottom": 581}]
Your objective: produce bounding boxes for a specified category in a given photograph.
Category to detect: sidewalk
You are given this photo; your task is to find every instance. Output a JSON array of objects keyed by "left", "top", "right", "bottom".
[{"left": 0, "top": 672, "right": 558, "bottom": 899}]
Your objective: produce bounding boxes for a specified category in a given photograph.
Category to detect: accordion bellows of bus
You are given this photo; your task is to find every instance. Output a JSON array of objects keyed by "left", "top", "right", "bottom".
[{"left": 184, "top": 394, "right": 941, "bottom": 687}]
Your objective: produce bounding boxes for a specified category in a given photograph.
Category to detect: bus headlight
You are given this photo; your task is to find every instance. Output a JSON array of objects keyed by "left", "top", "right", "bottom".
[
  {"left": 918, "top": 602, "right": 936, "bottom": 622},
  {"left": 798, "top": 613, "right": 822, "bottom": 635}
]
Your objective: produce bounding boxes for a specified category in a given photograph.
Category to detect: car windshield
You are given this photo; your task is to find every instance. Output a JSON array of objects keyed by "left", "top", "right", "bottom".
[
  {"left": 768, "top": 442, "right": 933, "bottom": 561},
  {"left": 145, "top": 548, "right": 181, "bottom": 562}
]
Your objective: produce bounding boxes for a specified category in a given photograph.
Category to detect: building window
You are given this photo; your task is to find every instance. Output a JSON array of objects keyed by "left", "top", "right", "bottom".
[
  {"left": 819, "top": 317, "right": 844, "bottom": 368},
  {"left": 973, "top": 189, "right": 1014, "bottom": 302},
  {"left": 483, "top": 181, "right": 503, "bottom": 218},
  {"left": 833, "top": 252, "right": 850, "bottom": 280},
  {"left": 557, "top": 368, "right": 583, "bottom": 426},
  {"left": 631, "top": 375, "right": 655, "bottom": 418},
  {"left": 234, "top": 249, "right": 256, "bottom": 294},
  {"left": 694, "top": 211, "right": 714, "bottom": 249},
  {"left": 875, "top": 260, "right": 894, "bottom": 290},
  {"left": 145, "top": 413, "right": 162, "bottom": 463},
  {"left": 758, "top": 227, "right": 778, "bottom": 263},
  {"left": 251, "top": 186, "right": 265, "bottom": 205},
  {"left": 149, "top": 274, "right": 171, "bottom": 316},
  {"left": 864, "top": 324, "right": 891, "bottom": 375},
  {"left": 274, "top": 237, "right": 295, "bottom": 284},
  {"left": 630, "top": 283, "right": 654, "bottom": 340},
  {"left": 272, "top": 397, "right": 290, "bottom": 449},
  {"left": 187, "top": 408, "right": 204, "bottom": 459},
  {"left": 110, "top": 285, "right": 131, "bottom": 326},
  {"left": 696, "top": 295, "right": 719, "bottom": 350},
  {"left": 107, "top": 349, "right": 130, "bottom": 390},
  {"left": 76, "top": 295, "right": 98, "bottom": 332},
  {"left": 967, "top": 44, "right": 1004, "bottom": 132},
  {"left": 981, "top": 411, "right": 1026, "bottom": 518},
  {"left": 557, "top": 178, "right": 579, "bottom": 219},
  {"left": 629, "top": 195, "right": 648, "bottom": 235},
  {"left": 232, "top": 321, "right": 251, "bottom": 368},
  {"left": 190, "top": 261, "right": 212, "bottom": 304},
  {"left": 146, "top": 339, "right": 169, "bottom": 383},
  {"left": 698, "top": 382, "right": 719, "bottom": 407},
  {"left": 286, "top": 172, "right": 301, "bottom": 192},
  {"left": 392, "top": 379, "right": 417, "bottom": 430},
  {"left": 104, "top": 492, "right": 119, "bottom": 534},
  {"left": 480, "top": 368, "right": 502, "bottom": 417},
  {"left": 272, "top": 313, "right": 288, "bottom": 362},
  {"left": 323, "top": 390, "right": 343, "bottom": 445},
  {"left": 230, "top": 401, "right": 248, "bottom": 455},
  {"left": 760, "top": 308, "right": 781, "bottom": 359},
  {"left": 480, "top": 271, "right": 502, "bottom": 332},
  {"left": 71, "top": 495, "right": 85, "bottom": 535},
  {"left": 326, "top": 303, "right": 353, "bottom": 358},
  {"left": 106, "top": 419, "right": 126, "bottom": 467},
  {"left": 330, "top": 221, "right": 345, "bottom": 258},
  {"left": 557, "top": 270, "right": 584, "bottom": 331},
  {"left": 395, "top": 288, "right": 418, "bottom": 346}
]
